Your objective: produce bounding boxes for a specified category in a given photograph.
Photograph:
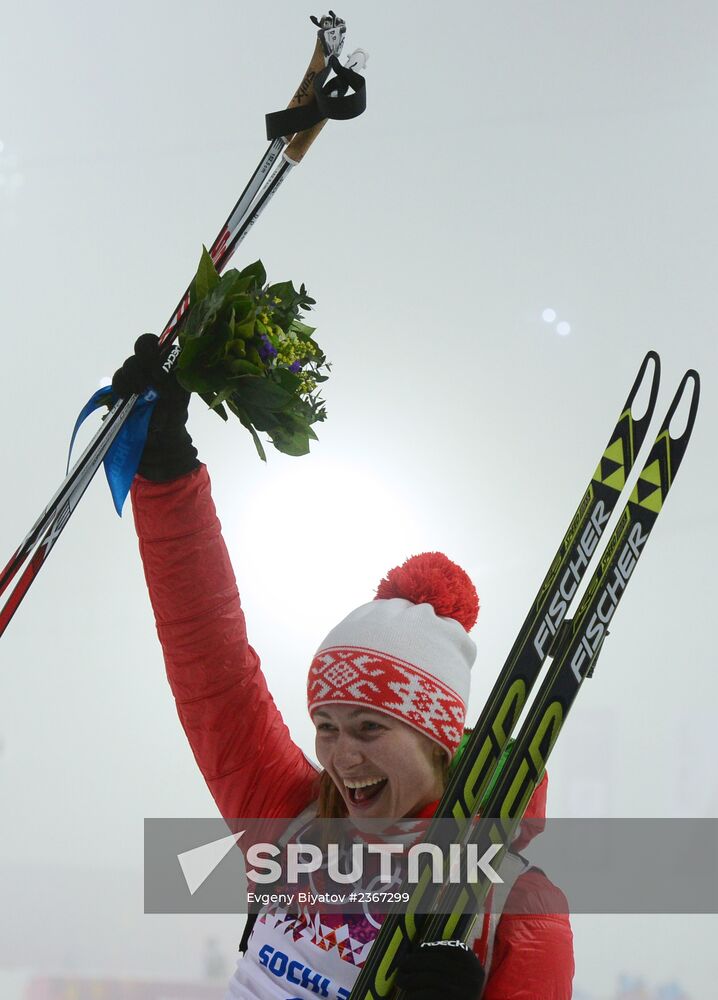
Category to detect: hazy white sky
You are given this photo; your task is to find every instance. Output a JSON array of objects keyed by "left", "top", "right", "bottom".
[{"left": 1, "top": 1, "right": 717, "bottom": 995}]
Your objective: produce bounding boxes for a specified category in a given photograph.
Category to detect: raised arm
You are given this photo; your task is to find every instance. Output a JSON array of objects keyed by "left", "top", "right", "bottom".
[{"left": 117, "top": 337, "right": 319, "bottom": 820}]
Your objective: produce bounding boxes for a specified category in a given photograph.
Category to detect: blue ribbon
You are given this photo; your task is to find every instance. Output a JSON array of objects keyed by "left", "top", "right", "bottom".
[{"left": 68, "top": 386, "right": 158, "bottom": 516}]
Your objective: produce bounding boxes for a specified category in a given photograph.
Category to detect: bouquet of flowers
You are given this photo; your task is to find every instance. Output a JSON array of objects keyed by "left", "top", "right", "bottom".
[{"left": 176, "top": 247, "right": 329, "bottom": 460}]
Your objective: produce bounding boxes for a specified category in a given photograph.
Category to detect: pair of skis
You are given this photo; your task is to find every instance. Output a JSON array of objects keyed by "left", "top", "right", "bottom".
[
  {"left": 0, "top": 13, "right": 366, "bottom": 640},
  {"left": 348, "top": 353, "right": 700, "bottom": 1000}
]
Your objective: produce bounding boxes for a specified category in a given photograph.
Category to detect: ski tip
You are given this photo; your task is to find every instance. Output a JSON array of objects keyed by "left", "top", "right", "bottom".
[
  {"left": 663, "top": 369, "right": 700, "bottom": 444},
  {"left": 626, "top": 350, "right": 661, "bottom": 424}
]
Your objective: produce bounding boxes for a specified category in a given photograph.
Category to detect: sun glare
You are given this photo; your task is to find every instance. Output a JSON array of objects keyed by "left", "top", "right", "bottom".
[{"left": 230, "top": 458, "right": 425, "bottom": 638}]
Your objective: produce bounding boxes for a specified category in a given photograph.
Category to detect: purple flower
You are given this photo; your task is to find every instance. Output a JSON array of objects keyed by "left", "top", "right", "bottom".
[
  {"left": 258, "top": 334, "right": 277, "bottom": 362},
  {"left": 289, "top": 360, "right": 302, "bottom": 373}
]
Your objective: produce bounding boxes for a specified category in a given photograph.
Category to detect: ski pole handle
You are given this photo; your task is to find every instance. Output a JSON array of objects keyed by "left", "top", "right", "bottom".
[
  {"left": 284, "top": 49, "right": 368, "bottom": 163},
  {"left": 286, "top": 34, "right": 329, "bottom": 119},
  {"left": 274, "top": 34, "right": 329, "bottom": 164}
]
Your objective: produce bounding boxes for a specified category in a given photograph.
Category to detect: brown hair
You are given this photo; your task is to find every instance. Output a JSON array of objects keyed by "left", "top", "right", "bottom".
[{"left": 316, "top": 741, "right": 451, "bottom": 819}]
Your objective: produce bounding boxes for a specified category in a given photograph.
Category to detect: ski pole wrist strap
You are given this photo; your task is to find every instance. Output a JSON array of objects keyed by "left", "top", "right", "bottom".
[{"left": 265, "top": 54, "right": 366, "bottom": 140}]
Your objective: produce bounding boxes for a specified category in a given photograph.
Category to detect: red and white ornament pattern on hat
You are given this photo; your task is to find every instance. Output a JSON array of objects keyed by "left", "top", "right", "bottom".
[{"left": 307, "top": 553, "right": 479, "bottom": 756}]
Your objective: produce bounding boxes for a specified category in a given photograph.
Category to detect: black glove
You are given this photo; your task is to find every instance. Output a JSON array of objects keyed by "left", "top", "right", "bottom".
[
  {"left": 111, "top": 333, "right": 199, "bottom": 482},
  {"left": 396, "top": 940, "right": 486, "bottom": 1000}
]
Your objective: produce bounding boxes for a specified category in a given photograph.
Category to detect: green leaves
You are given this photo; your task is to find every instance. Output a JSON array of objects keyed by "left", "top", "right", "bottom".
[
  {"left": 176, "top": 248, "right": 330, "bottom": 461},
  {"left": 190, "top": 246, "right": 220, "bottom": 304}
]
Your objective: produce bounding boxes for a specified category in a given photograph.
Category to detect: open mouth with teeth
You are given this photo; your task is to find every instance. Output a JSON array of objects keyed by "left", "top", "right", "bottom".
[{"left": 344, "top": 777, "right": 389, "bottom": 807}]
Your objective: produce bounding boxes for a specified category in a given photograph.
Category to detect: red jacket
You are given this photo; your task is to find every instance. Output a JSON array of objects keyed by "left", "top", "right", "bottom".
[{"left": 132, "top": 465, "right": 574, "bottom": 998}]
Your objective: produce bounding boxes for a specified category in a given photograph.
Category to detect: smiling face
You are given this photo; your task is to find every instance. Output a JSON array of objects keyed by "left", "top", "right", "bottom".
[{"left": 313, "top": 704, "right": 446, "bottom": 819}]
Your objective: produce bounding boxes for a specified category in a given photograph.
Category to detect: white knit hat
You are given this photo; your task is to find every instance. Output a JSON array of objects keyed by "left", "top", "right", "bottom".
[{"left": 307, "top": 553, "right": 479, "bottom": 756}]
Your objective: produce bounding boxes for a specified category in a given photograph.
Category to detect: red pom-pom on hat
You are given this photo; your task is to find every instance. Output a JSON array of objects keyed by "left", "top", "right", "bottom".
[{"left": 375, "top": 552, "right": 479, "bottom": 632}]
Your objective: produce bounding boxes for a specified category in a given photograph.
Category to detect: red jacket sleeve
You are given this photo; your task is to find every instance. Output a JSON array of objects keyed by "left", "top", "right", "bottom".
[
  {"left": 482, "top": 870, "right": 575, "bottom": 1000},
  {"left": 131, "top": 464, "right": 320, "bottom": 819}
]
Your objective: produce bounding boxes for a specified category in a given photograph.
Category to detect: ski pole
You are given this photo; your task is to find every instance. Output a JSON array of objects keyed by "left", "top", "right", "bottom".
[
  {"left": 161, "top": 136, "right": 287, "bottom": 341},
  {"left": 2, "top": 18, "right": 367, "bottom": 608},
  {"left": 0, "top": 34, "right": 364, "bottom": 603},
  {"left": 210, "top": 49, "right": 367, "bottom": 286},
  {"left": 0, "top": 13, "right": 365, "bottom": 635}
]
